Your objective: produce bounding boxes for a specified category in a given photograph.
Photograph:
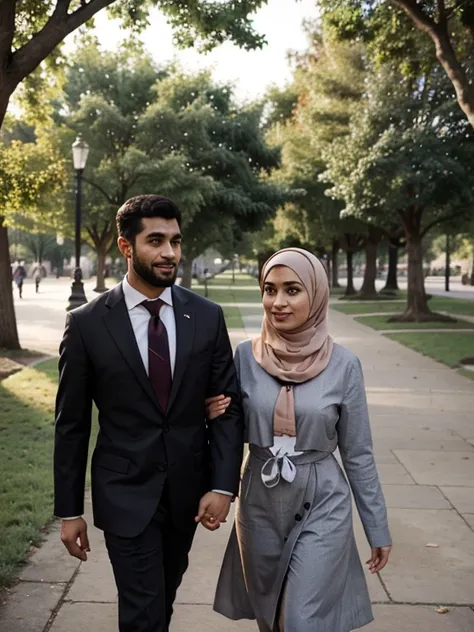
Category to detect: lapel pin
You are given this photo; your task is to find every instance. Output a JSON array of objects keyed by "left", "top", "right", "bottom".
[{"left": 184, "top": 313, "right": 191, "bottom": 319}]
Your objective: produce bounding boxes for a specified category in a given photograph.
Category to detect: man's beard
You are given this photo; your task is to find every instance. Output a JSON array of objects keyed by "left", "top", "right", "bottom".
[{"left": 132, "top": 250, "right": 178, "bottom": 288}]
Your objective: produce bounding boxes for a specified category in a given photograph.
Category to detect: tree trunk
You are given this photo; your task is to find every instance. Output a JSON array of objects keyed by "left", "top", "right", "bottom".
[
  {"left": 331, "top": 240, "right": 340, "bottom": 288},
  {"left": 389, "top": 229, "right": 453, "bottom": 323},
  {"left": 0, "top": 216, "right": 21, "bottom": 350},
  {"left": 0, "top": 78, "right": 12, "bottom": 130},
  {"left": 383, "top": 241, "right": 399, "bottom": 291},
  {"left": 257, "top": 250, "right": 274, "bottom": 278},
  {"left": 94, "top": 246, "right": 108, "bottom": 293},
  {"left": 180, "top": 259, "right": 193, "bottom": 289},
  {"left": 325, "top": 252, "right": 332, "bottom": 287},
  {"left": 358, "top": 232, "right": 379, "bottom": 298},
  {"left": 345, "top": 250, "right": 357, "bottom": 296}
]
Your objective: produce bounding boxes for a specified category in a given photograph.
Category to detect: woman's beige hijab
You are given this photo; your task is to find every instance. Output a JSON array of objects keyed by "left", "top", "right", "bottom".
[{"left": 252, "top": 248, "right": 334, "bottom": 436}]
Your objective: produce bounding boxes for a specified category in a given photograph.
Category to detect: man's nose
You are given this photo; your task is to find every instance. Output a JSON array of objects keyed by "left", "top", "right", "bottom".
[{"left": 160, "top": 242, "right": 175, "bottom": 258}]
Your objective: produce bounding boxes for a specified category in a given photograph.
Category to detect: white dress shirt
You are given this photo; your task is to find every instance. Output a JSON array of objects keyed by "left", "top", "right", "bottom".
[
  {"left": 122, "top": 275, "right": 176, "bottom": 376},
  {"left": 63, "top": 277, "right": 230, "bottom": 519}
]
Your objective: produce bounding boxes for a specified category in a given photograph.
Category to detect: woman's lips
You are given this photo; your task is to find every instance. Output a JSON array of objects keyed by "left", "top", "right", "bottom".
[{"left": 272, "top": 312, "right": 291, "bottom": 321}]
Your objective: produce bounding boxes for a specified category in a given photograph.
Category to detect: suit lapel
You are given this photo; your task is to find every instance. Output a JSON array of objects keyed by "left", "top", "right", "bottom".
[
  {"left": 103, "top": 283, "right": 161, "bottom": 414},
  {"left": 167, "top": 286, "right": 195, "bottom": 413}
]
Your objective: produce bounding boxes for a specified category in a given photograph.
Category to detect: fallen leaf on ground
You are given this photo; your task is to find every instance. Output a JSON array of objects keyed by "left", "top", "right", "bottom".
[
  {"left": 436, "top": 607, "right": 449, "bottom": 614},
  {"left": 426, "top": 543, "right": 439, "bottom": 548}
]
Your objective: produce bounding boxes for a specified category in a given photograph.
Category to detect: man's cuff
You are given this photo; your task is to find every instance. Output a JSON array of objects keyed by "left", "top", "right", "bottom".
[
  {"left": 61, "top": 516, "right": 82, "bottom": 520},
  {"left": 212, "top": 489, "right": 233, "bottom": 497}
]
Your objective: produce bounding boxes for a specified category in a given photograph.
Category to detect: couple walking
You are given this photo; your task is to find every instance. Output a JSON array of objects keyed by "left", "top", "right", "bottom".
[{"left": 54, "top": 194, "right": 391, "bottom": 632}]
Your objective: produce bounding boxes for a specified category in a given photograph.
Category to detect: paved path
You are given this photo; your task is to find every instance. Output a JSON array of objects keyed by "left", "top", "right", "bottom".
[
  {"left": 343, "top": 276, "right": 474, "bottom": 301},
  {"left": 2, "top": 280, "right": 474, "bottom": 631}
]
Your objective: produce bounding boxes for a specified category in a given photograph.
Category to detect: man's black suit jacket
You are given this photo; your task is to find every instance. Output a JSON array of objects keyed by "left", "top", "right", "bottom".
[{"left": 54, "top": 282, "right": 244, "bottom": 538}]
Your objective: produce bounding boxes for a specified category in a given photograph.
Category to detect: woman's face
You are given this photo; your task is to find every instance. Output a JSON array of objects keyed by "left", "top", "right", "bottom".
[{"left": 262, "top": 265, "right": 311, "bottom": 332}]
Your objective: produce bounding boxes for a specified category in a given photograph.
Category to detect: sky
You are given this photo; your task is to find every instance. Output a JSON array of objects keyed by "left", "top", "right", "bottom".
[{"left": 67, "top": 0, "right": 320, "bottom": 102}]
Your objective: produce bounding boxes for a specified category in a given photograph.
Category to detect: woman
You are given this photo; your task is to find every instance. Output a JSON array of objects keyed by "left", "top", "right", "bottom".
[{"left": 207, "top": 248, "right": 391, "bottom": 632}]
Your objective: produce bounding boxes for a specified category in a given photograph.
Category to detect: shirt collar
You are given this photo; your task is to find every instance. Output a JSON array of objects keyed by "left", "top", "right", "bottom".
[{"left": 122, "top": 275, "right": 173, "bottom": 312}]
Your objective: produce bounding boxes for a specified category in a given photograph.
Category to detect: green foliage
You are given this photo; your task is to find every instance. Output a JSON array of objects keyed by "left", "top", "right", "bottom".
[
  {"left": 321, "top": 64, "right": 474, "bottom": 235},
  {"left": 263, "top": 31, "right": 367, "bottom": 254},
  {"left": 0, "top": 124, "right": 67, "bottom": 225},
  {"left": 137, "top": 69, "right": 284, "bottom": 259},
  {"left": 46, "top": 43, "right": 283, "bottom": 261},
  {"left": 8, "top": 0, "right": 267, "bottom": 127}
]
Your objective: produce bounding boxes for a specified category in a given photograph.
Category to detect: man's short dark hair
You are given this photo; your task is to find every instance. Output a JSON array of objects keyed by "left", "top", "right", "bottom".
[{"left": 116, "top": 195, "right": 182, "bottom": 243}]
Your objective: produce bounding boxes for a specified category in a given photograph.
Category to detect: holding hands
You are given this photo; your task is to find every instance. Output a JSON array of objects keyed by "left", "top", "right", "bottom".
[
  {"left": 195, "top": 491, "right": 232, "bottom": 531},
  {"left": 196, "top": 394, "right": 233, "bottom": 531}
]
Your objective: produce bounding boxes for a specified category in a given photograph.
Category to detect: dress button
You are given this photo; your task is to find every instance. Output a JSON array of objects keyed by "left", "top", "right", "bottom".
[
  {"left": 295, "top": 514, "right": 302, "bottom": 522},
  {"left": 157, "top": 463, "right": 167, "bottom": 472},
  {"left": 304, "top": 502, "right": 311, "bottom": 510}
]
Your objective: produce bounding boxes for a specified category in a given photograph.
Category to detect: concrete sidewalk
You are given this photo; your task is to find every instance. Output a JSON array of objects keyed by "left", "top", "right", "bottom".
[{"left": 1, "top": 299, "right": 474, "bottom": 631}]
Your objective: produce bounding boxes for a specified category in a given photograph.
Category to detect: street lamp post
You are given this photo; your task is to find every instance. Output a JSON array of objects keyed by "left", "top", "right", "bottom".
[
  {"left": 445, "top": 232, "right": 451, "bottom": 293},
  {"left": 67, "top": 136, "right": 89, "bottom": 311}
]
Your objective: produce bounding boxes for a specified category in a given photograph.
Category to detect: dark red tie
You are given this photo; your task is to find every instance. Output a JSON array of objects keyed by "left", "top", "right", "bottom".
[{"left": 142, "top": 299, "right": 172, "bottom": 413}]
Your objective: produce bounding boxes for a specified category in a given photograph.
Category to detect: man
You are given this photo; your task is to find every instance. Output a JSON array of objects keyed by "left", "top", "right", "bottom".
[
  {"left": 54, "top": 195, "right": 243, "bottom": 632},
  {"left": 13, "top": 261, "right": 27, "bottom": 298}
]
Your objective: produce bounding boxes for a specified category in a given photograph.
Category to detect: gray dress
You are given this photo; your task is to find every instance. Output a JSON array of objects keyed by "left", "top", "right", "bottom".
[{"left": 213, "top": 340, "right": 391, "bottom": 632}]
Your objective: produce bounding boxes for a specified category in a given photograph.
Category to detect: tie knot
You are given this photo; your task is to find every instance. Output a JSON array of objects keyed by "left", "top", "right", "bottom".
[{"left": 142, "top": 299, "right": 165, "bottom": 317}]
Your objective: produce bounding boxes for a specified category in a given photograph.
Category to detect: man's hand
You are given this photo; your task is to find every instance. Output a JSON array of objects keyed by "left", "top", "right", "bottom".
[
  {"left": 195, "top": 492, "right": 232, "bottom": 531},
  {"left": 60, "top": 518, "right": 90, "bottom": 561}
]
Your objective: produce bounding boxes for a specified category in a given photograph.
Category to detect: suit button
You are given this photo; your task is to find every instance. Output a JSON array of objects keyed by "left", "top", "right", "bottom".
[
  {"left": 157, "top": 463, "right": 167, "bottom": 472},
  {"left": 304, "top": 502, "right": 311, "bottom": 510},
  {"left": 295, "top": 514, "right": 302, "bottom": 522},
  {"left": 163, "top": 424, "right": 170, "bottom": 433}
]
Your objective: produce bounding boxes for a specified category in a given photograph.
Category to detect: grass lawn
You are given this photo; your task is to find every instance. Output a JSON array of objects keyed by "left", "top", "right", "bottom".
[
  {"left": 193, "top": 287, "right": 261, "bottom": 303},
  {"left": 0, "top": 360, "right": 98, "bottom": 589},
  {"left": 222, "top": 306, "right": 244, "bottom": 329},
  {"left": 331, "top": 295, "right": 474, "bottom": 316},
  {"left": 355, "top": 315, "right": 474, "bottom": 331},
  {"left": 387, "top": 332, "right": 474, "bottom": 378},
  {"left": 196, "top": 273, "right": 258, "bottom": 287}
]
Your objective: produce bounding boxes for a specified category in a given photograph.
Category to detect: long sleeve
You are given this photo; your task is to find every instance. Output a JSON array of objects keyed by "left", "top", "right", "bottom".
[
  {"left": 54, "top": 312, "right": 92, "bottom": 518},
  {"left": 206, "top": 307, "right": 244, "bottom": 495},
  {"left": 337, "top": 358, "right": 391, "bottom": 548}
]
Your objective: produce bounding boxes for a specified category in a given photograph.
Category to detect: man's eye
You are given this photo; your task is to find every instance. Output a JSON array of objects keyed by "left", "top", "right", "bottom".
[{"left": 171, "top": 240, "right": 182, "bottom": 246}]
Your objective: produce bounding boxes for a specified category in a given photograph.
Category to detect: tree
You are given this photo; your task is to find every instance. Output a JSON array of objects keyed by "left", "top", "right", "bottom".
[
  {"left": 0, "top": 0, "right": 267, "bottom": 349},
  {"left": 265, "top": 31, "right": 369, "bottom": 295},
  {"left": 57, "top": 42, "right": 169, "bottom": 292},
  {"left": 322, "top": 65, "right": 474, "bottom": 320},
  {"left": 320, "top": 0, "right": 474, "bottom": 129},
  {"left": 138, "top": 71, "right": 284, "bottom": 287},
  {"left": 0, "top": 126, "right": 66, "bottom": 348}
]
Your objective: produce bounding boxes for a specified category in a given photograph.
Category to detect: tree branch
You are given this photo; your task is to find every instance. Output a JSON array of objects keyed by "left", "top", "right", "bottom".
[
  {"left": 82, "top": 176, "right": 116, "bottom": 205},
  {"left": 391, "top": 0, "right": 438, "bottom": 37},
  {"left": 392, "top": 0, "right": 474, "bottom": 127},
  {"left": 421, "top": 210, "right": 469, "bottom": 237},
  {"left": 0, "top": 0, "right": 16, "bottom": 72},
  {"left": 9, "top": 0, "right": 116, "bottom": 87},
  {"left": 437, "top": 0, "right": 447, "bottom": 28}
]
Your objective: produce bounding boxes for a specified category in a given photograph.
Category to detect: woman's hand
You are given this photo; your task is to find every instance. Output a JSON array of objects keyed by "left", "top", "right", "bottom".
[
  {"left": 205, "top": 394, "right": 231, "bottom": 420},
  {"left": 367, "top": 546, "right": 391, "bottom": 573}
]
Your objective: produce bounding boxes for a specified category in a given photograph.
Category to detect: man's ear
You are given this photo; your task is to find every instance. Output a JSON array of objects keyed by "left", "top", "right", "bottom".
[{"left": 118, "top": 236, "right": 132, "bottom": 259}]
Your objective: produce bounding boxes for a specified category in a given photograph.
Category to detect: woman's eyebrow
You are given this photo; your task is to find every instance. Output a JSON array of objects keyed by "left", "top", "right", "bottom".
[{"left": 264, "top": 280, "right": 303, "bottom": 287}]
